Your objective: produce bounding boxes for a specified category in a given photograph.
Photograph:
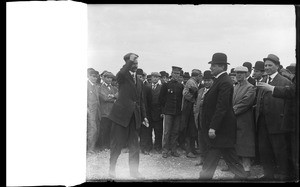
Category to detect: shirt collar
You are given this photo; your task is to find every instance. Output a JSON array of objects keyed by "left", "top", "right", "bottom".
[
  {"left": 215, "top": 71, "right": 226, "bottom": 79},
  {"left": 269, "top": 71, "right": 278, "bottom": 79},
  {"left": 129, "top": 71, "right": 136, "bottom": 77}
]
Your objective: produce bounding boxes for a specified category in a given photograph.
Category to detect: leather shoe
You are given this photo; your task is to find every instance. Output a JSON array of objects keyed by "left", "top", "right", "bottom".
[
  {"left": 171, "top": 151, "right": 180, "bottom": 157},
  {"left": 130, "top": 172, "right": 145, "bottom": 180},
  {"left": 162, "top": 152, "right": 169, "bottom": 158},
  {"left": 187, "top": 152, "right": 196, "bottom": 158},
  {"left": 108, "top": 171, "right": 116, "bottom": 179},
  {"left": 142, "top": 150, "right": 150, "bottom": 155}
]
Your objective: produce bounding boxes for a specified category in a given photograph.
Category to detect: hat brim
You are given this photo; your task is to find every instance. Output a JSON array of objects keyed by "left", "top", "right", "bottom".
[
  {"left": 208, "top": 61, "right": 230, "bottom": 65},
  {"left": 263, "top": 58, "right": 280, "bottom": 65}
]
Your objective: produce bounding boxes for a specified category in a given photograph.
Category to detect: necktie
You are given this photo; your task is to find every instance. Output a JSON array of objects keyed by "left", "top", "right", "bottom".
[
  {"left": 152, "top": 84, "right": 156, "bottom": 90},
  {"left": 132, "top": 74, "right": 136, "bottom": 84},
  {"left": 268, "top": 76, "right": 272, "bottom": 84}
]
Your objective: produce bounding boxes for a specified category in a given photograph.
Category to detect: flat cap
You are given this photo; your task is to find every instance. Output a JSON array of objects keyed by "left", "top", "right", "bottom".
[
  {"left": 172, "top": 66, "right": 182, "bottom": 72},
  {"left": 151, "top": 72, "right": 161, "bottom": 77},
  {"left": 103, "top": 71, "right": 114, "bottom": 78},
  {"left": 183, "top": 72, "right": 190, "bottom": 78},
  {"left": 234, "top": 66, "right": 248, "bottom": 73},
  {"left": 123, "top": 53, "right": 139, "bottom": 62}
]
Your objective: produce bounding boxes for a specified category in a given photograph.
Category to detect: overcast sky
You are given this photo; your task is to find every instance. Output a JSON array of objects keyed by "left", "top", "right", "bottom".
[{"left": 87, "top": 4, "right": 296, "bottom": 76}]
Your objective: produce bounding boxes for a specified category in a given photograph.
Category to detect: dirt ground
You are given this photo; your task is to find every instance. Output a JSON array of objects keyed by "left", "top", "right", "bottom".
[{"left": 86, "top": 148, "right": 265, "bottom": 182}]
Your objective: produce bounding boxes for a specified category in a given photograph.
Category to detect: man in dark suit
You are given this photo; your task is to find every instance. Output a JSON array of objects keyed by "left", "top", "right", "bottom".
[
  {"left": 139, "top": 69, "right": 153, "bottom": 155},
  {"left": 243, "top": 62, "right": 256, "bottom": 86},
  {"left": 199, "top": 53, "right": 248, "bottom": 180},
  {"left": 159, "top": 66, "right": 184, "bottom": 158},
  {"left": 149, "top": 72, "right": 164, "bottom": 153},
  {"left": 108, "top": 53, "right": 149, "bottom": 179},
  {"left": 255, "top": 54, "right": 292, "bottom": 180}
]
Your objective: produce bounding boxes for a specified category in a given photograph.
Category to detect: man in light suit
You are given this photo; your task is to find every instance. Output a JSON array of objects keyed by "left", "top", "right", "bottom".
[
  {"left": 98, "top": 71, "right": 118, "bottom": 150},
  {"left": 87, "top": 69, "right": 101, "bottom": 155},
  {"left": 108, "top": 53, "right": 149, "bottom": 179},
  {"left": 255, "top": 54, "right": 292, "bottom": 180},
  {"left": 199, "top": 53, "right": 247, "bottom": 180}
]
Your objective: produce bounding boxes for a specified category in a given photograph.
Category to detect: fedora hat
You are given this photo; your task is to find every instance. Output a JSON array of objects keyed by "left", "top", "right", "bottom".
[
  {"left": 263, "top": 54, "right": 280, "bottom": 65},
  {"left": 208, "top": 53, "right": 230, "bottom": 65},
  {"left": 253, "top": 61, "right": 265, "bottom": 71}
]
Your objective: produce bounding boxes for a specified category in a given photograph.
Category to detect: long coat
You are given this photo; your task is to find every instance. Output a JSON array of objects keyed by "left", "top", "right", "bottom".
[
  {"left": 255, "top": 73, "right": 292, "bottom": 134},
  {"left": 232, "top": 79, "right": 256, "bottom": 157},
  {"left": 201, "top": 72, "right": 237, "bottom": 148},
  {"left": 108, "top": 62, "right": 146, "bottom": 129},
  {"left": 181, "top": 77, "right": 198, "bottom": 136}
]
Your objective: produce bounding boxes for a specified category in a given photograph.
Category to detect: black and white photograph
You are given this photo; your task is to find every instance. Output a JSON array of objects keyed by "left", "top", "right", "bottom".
[{"left": 6, "top": 2, "right": 299, "bottom": 185}]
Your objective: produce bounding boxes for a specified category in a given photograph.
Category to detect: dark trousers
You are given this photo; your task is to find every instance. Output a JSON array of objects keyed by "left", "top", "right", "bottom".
[
  {"left": 99, "top": 117, "right": 112, "bottom": 150},
  {"left": 109, "top": 115, "right": 140, "bottom": 174},
  {"left": 152, "top": 120, "right": 163, "bottom": 150},
  {"left": 162, "top": 114, "right": 180, "bottom": 153},
  {"left": 257, "top": 115, "right": 289, "bottom": 179},
  {"left": 199, "top": 147, "right": 247, "bottom": 179},
  {"left": 140, "top": 122, "right": 153, "bottom": 152},
  {"left": 198, "top": 129, "right": 208, "bottom": 156}
]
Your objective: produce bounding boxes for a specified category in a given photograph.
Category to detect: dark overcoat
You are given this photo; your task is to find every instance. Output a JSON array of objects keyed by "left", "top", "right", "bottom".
[
  {"left": 108, "top": 62, "right": 146, "bottom": 129},
  {"left": 201, "top": 72, "right": 237, "bottom": 148}
]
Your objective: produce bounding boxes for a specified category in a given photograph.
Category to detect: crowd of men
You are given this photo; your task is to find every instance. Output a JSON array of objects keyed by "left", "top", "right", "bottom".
[{"left": 87, "top": 52, "right": 297, "bottom": 181}]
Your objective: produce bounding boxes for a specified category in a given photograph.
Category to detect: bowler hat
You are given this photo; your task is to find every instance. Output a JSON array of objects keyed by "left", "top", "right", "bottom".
[
  {"left": 208, "top": 53, "right": 230, "bottom": 65},
  {"left": 203, "top": 70, "right": 213, "bottom": 80},
  {"left": 253, "top": 61, "right": 265, "bottom": 71},
  {"left": 136, "top": 68, "right": 143, "bottom": 75},
  {"left": 242, "top": 62, "right": 252, "bottom": 72},
  {"left": 229, "top": 68, "right": 236, "bottom": 76},
  {"left": 263, "top": 54, "right": 280, "bottom": 65},
  {"left": 183, "top": 72, "right": 190, "bottom": 78},
  {"left": 234, "top": 66, "right": 248, "bottom": 73}
]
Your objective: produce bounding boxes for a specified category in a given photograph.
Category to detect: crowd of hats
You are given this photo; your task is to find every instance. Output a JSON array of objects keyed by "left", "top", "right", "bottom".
[{"left": 88, "top": 53, "right": 296, "bottom": 81}]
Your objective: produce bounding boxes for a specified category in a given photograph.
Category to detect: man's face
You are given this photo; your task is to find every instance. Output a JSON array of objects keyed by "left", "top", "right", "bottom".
[
  {"left": 264, "top": 60, "right": 278, "bottom": 75},
  {"left": 252, "top": 69, "right": 263, "bottom": 80},
  {"left": 210, "top": 64, "right": 224, "bottom": 76},
  {"left": 203, "top": 79, "right": 213, "bottom": 88},
  {"left": 88, "top": 74, "right": 98, "bottom": 84},
  {"left": 171, "top": 71, "right": 180, "bottom": 81},
  {"left": 129, "top": 59, "right": 138, "bottom": 72},
  {"left": 151, "top": 76, "right": 159, "bottom": 84},
  {"left": 103, "top": 76, "right": 112, "bottom": 85},
  {"left": 230, "top": 75, "right": 237, "bottom": 84},
  {"left": 236, "top": 72, "right": 247, "bottom": 82},
  {"left": 137, "top": 74, "right": 143, "bottom": 81}
]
